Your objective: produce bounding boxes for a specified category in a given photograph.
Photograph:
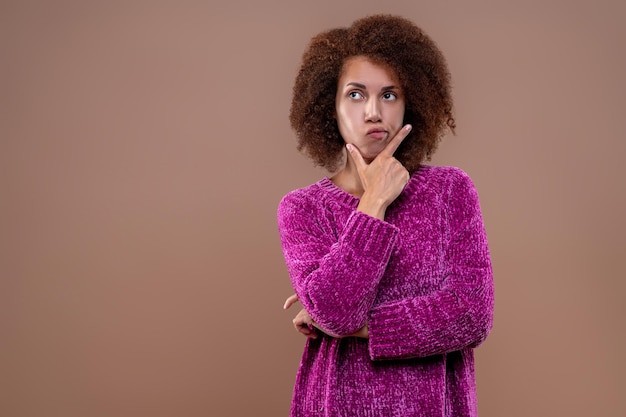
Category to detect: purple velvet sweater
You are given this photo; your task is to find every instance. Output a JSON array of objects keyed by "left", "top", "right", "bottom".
[{"left": 277, "top": 165, "right": 494, "bottom": 417}]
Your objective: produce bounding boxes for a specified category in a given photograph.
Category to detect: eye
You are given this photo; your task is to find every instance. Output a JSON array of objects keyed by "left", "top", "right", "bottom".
[
  {"left": 382, "top": 92, "right": 397, "bottom": 101},
  {"left": 348, "top": 91, "right": 364, "bottom": 100}
]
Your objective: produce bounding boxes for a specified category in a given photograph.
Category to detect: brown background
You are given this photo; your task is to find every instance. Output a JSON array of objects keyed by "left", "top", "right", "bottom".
[{"left": 2, "top": 1, "right": 625, "bottom": 416}]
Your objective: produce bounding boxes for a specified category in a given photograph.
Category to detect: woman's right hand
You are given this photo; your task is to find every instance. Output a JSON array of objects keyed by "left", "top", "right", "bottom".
[{"left": 347, "top": 124, "right": 412, "bottom": 219}]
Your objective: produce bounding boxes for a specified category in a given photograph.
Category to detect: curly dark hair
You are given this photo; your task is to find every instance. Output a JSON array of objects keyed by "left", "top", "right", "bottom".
[{"left": 289, "top": 14, "right": 455, "bottom": 172}]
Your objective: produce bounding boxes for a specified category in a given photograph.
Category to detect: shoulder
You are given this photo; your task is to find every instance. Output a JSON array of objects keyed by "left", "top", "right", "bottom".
[
  {"left": 277, "top": 180, "right": 342, "bottom": 239},
  {"left": 278, "top": 181, "right": 323, "bottom": 211},
  {"left": 422, "top": 166, "right": 484, "bottom": 222},
  {"left": 277, "top": 180, "right": 331, "bottom": 225},
  {"left": 419, "top": 165, "right": 473, "bottom": 183},
  {"left": 415, "top": 165, "right": 477, "bottom": 196}
]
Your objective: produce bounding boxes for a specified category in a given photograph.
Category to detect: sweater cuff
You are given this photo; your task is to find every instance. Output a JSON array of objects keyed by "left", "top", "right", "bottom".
[
  {"left": 368, "top": 302, "right": 415, "bottom": 360},
  {"left": 343, "top": 211, "right": 399, "bottom": 259}
]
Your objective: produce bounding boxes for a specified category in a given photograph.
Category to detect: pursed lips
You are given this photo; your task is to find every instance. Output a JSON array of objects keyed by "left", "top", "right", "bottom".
[{"left": 366, "top": 128, "right": 387, "bottom": 140}]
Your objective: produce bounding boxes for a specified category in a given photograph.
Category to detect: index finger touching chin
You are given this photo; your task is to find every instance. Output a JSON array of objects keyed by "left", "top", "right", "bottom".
[{"left": 383, "top": 124, "right": 412, "bottom": 156}]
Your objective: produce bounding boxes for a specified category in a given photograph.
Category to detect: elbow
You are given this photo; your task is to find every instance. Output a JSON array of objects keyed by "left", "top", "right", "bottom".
[
  {"left": 467, "top": 296, "right": 494, "bottom": 348},
  {"left": 468, "top": 314, "right": 492, "bottom": 348},
  {"left": 465, "top": 271, "right": 495, "bottom": 348},
  {"left": 312, "top": 309, "right": 368, "bottom": 337},
  {"left": 333, "top": 321, "right": 368, "bottom": 338}
]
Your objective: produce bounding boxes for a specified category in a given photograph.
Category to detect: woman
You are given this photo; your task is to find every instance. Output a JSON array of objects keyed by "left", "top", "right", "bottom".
[{"left": 278, "top": 14, "right": 494, "bottom": 417}]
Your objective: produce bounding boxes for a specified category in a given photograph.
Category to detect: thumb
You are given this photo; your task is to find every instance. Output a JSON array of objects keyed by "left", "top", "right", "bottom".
[{"left": 346, "top": 144, "right": 367, "bottom": 171}]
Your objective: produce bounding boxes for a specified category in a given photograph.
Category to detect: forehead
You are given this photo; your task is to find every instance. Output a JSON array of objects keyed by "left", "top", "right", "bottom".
[{"left": 338, "top": 56, "right": 401, "bottom": 87}]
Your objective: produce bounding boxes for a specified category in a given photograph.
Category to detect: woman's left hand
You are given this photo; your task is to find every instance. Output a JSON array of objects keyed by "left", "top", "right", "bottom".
[
  {"left": 292, "top": 308, "right": 319, "bottom": 339},
  {"left": 284, "top": 294, "right": 318, "bottom": 338}
]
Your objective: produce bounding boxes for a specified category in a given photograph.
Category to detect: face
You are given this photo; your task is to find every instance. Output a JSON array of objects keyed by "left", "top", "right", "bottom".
[{"left": 335, "top": 56, "right": 405, "bottom": 163}]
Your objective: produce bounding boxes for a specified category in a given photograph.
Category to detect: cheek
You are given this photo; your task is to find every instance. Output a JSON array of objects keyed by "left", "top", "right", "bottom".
[
  {"left": 395, "top": 104, "right": 406, "bottom": 126},
  {"left": 336, "top": 108, "right": 356, "bottom": 131}
]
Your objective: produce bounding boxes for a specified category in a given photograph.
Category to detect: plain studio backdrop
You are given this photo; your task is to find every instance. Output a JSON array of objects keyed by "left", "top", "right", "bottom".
[{"left": 1, "top": 1, "right": 625, "bottom": 416}]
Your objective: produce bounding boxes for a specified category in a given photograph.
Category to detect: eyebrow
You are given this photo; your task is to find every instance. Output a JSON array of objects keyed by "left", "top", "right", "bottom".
[{"left": 346, "top": 82, "right": 399, "bottom": 90}]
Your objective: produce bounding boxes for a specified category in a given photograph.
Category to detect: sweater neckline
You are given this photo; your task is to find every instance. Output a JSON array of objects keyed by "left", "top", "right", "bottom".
[{"left": 317, "top": 165, "right": 430, "bottom": 208}]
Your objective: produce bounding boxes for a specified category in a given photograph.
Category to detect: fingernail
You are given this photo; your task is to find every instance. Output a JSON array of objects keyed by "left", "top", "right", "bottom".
[
  {"left": 405, "top": 125, "right": 412, "bottom": 131},
  {"left": 346, "top": 144, "right": 353, "bottom": 152}
]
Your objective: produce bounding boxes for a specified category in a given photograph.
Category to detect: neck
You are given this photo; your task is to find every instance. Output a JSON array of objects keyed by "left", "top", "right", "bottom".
[{"left": 331, "top": 156, "right": 364, "bottom": 198}]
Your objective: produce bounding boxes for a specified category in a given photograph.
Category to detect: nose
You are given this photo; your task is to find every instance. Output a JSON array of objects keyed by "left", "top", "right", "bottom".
[{"left": 364, "top": 98, "right": 382, "bottom": 123}]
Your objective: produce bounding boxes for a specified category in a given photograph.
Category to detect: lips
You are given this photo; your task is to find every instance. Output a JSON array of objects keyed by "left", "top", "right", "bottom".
[{"left": 366, "top": 128, "right": 387, "bottom": 140}]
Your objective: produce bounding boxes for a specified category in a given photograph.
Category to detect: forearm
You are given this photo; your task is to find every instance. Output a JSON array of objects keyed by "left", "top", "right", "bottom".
[
  {"left": 367, "top": 265, "right": 494, "bottom": 359},
  {"left": 281, "top": 210, "right": 398, "bottom": 336}
]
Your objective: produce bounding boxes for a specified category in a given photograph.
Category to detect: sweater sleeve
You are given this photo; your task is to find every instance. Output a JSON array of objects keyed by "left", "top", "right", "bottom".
[
  {"left": 277, "top": 191, "right": 399, "bottom": 336},
  {"left": 367, "top": 170, "right": 494, "bottom": 360}
]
